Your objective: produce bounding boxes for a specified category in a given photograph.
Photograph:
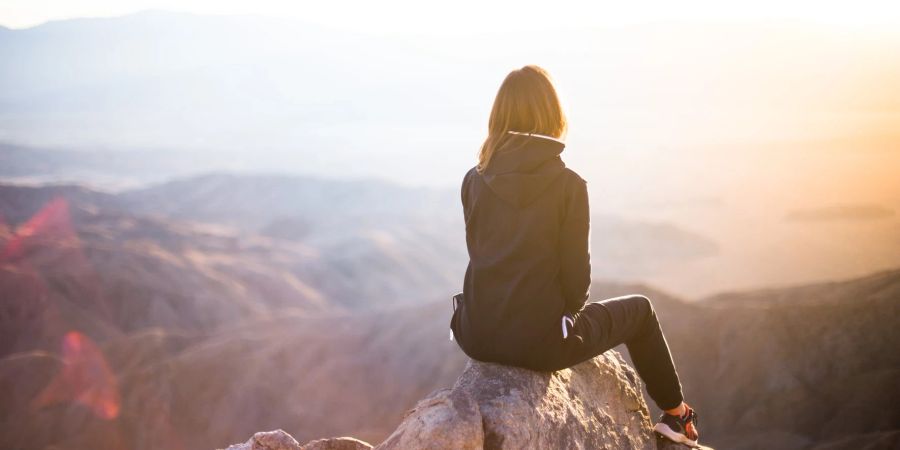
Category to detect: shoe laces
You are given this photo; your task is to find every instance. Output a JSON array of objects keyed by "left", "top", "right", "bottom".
[
  {"left": 681, "top": 407, "right": 699, "bottom": 440},
  {"left": 683, "top": 407, "right": 698, "bottom": 428}
]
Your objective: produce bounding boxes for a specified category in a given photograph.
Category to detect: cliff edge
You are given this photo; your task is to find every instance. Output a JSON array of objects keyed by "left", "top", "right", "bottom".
[{"left": 221, "top": 351, "right": 711, "bottom": 449}]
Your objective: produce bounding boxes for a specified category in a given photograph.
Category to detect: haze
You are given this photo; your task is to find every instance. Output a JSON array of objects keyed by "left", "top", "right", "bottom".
[{"left": 1, "top": 7, "right": 899, "bottom": 296}]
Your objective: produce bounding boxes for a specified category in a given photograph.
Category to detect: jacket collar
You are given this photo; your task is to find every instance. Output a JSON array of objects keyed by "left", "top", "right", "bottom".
[
  {"left": 480, "top": 132, "right": 567, "bottom": 208},
  {"left": 506, "top": 130, "right": 566, "bottom": 145},
  {"left": 483, "top": 131, "right": 566, "bottom": 176}
]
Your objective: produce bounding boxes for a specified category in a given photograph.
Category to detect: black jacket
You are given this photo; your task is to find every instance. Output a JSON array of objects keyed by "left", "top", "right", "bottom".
[{"left": 450, "top": 132, "right": 591, "bottom": 367}]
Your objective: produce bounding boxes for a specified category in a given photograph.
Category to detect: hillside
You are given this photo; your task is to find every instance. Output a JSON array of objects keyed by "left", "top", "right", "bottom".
[
  {"left": 687, "top": 271, "right": 900, "bottom": 449},
  {"left": 592, "top": 274, "right": 900, "bottom": 449},
  {"left": 6, "top": 270, "right": 896, "bottom": 449},
  {"left": 2, "top": 176, "right": 720, "bottom": 307},
  {"left": 1, "top": 180, "right": 897, "bottom": 449},
  {"left": 0, "top": 184, "right": 332, "bottom": 358},
  {"left": 120, "top": 173, "right": 718, "bottom": 299}
]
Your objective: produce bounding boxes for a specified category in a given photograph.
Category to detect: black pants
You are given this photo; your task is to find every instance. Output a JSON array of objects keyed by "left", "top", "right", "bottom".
[{"left": 528, "top": 294, "right": 685, "bottom": 411}]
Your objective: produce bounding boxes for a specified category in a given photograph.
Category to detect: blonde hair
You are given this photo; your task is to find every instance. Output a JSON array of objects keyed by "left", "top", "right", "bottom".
[{"left": 476, "top": 65, "right": 568, "bottom": 173}]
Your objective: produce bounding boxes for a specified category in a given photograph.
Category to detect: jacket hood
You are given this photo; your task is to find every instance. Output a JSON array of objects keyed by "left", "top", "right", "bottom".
[{"left": 481, "top": 132, "right": 567, "bottom": 208}]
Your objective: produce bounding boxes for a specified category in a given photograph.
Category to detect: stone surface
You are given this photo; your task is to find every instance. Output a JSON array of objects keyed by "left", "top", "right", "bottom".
[
  {"left": 656, "top": 435, "right": 714, "bottom": 450},
  {"left": 375, "top": 350, "right": 655, "bottom": 450},
  {"left": 221, "top": 430, "right": 373, "bottom": 450},
  {"left": 301, "top": 437, "right": 374, "bottom": 450},
  {"left": 222, "top": 429, "right": 302, "bottom": 450},
  {"left": 220, "top": 351, "right": 718, "bottom": 450}
]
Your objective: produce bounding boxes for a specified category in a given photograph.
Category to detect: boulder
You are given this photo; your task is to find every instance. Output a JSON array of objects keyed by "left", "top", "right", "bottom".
[
  {"left": 221, "top": 351, "right": 714, "bottom": 449},
  {"left": 302, "top": 437, "right": 373, "bottom": 450},
  {"left": 375, "top": 350, "right": 653, "bottom": 449},
  {"left": 221, "top": 430, "right": 372, "bottom": 450},
  {"left": 221, "top": 430, "right": 301, "bottom": 450}
]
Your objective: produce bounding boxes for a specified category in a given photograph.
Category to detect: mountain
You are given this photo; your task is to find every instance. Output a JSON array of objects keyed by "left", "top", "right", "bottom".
[
  {"left": 0, "top": 178, "right": 468, "bottom": 309},
  {"left": 1, "top": 179, "right": 897, "bottom": 449},
  {"left": 0, "top": 183, "right": 332, "bottom": 358},
  {"left": 0, "top": 298, "right": 467, "bottom": 449},
  {"left": 121, "top": 172, "right": 460, "bottom": 234},
  {"left": 4, "top": 257, "right": 897, "bottom": 449},
  {"left": 122, "top": 173, "right": 468, "bottom": 307},
  {"left": 683, "top": 270, "right": 900, "bottom": 449},
  {"left": 0, "top": 142, "right": 224, "bottom": 188},
  {"left": 0, "top": 175, "right": 720, "bottom": 312},
  {"left": 592, "top": 273, "right": 900, "bottom": 450},
  {"left": 119, "top": 173, "right": 718, "bottom": 299}
]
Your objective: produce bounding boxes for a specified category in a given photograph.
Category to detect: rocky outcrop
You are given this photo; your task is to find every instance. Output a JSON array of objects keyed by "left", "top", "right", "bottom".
[
  {"left": 222, "top": 351, "right": 712, "bottom": 449},
  {"left": 221, "top": 430, "right": 372, "bottom": 450},
  {"left": 376, "top": 350, "right": 653, "bottom": 449}
]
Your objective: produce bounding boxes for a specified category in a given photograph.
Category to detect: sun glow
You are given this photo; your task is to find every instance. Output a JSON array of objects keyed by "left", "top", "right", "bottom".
[{"left": 2, "top": 0, "right": 900, "bottom": 31}]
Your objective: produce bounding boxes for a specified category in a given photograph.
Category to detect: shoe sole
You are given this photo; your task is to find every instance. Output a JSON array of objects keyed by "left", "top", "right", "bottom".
[{"left": 653, "top": 423, "right": 699, "bottom": 448}]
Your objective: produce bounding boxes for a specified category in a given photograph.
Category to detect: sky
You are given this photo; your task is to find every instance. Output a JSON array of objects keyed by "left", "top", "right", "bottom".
[{"left": 2, "top": 0, "right": 900, "bottom": 32}]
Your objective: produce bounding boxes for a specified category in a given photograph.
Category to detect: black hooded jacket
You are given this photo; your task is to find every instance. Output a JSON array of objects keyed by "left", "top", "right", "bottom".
[{"left": 450, "top": 132, "right": 591, "bottom": 368}]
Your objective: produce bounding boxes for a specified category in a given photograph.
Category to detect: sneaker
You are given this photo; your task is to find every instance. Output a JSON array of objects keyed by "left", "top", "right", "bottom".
[{"left": 653, "top": 404, "right": 699, "bottom": 447}]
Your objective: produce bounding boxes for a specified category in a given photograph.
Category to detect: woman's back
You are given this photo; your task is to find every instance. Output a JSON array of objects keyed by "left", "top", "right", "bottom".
[
  {"left": 450, "top": 64, "right": 699, "bottom": 447},
  {"left": 452, "top": 131, "right": 591, "bottom": 367}
]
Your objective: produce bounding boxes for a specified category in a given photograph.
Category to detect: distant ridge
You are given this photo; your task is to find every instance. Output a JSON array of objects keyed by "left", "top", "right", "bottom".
[
  {"left": 1, "top": 179, "right": 897, "bottom": 449},
  {"left": 700, "top": 266, "right": 900, "bottom": 304}
]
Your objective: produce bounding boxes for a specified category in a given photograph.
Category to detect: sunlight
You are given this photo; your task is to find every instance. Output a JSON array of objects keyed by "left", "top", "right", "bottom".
[{"left": 2, "top": 0, "right": 900, "bottom": 31}]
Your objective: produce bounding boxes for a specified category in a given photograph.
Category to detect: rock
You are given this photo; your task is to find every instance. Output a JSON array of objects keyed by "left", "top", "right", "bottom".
[
  {"left": 374, "top": 387, "right": 483, "bottom": 449},
  {"left": 221, "top": 429, "right": 302, "bottom": 450},
  {"left": 220, "top": 431, "right": 373, "bottom": 450},
  {"left": 375, "top": 350, "right": 655, "bottom": 449},
  {"left": 656, "top": 435, "right": 714, "bottom": 450},
  {"left": 301, "top": 437, "right": 374, "bottom": 450},
  {"left": 222, "top": 351, "right": 716, "bottom": 450}
]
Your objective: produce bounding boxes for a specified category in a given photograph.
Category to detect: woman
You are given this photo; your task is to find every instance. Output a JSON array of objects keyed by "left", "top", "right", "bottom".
[{"left": 449, "top": 65, "right": 700, "bottom": 447}]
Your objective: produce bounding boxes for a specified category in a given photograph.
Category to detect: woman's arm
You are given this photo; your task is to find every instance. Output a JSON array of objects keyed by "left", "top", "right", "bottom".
[{"left": 559, "top": 175, "right": 591, "bottom": 314}]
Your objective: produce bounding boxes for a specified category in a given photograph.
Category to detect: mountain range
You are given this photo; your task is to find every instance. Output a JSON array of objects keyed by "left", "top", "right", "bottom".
[{"left": 1, "top": 178, "right": 897, "bottom": 449}]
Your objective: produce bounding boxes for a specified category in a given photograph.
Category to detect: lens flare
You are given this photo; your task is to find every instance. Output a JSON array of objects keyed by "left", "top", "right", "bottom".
[
  {"left": 31, "top": 331, "right": 121, "bottom": 420},
  {"left": 1, "top": 196, "right": 75, "bottom": 262}
]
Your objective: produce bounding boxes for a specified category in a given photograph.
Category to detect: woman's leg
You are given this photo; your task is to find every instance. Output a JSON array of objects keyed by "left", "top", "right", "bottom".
[{"left": 569, "top": 294, "right": 684, "bottom": 411}]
